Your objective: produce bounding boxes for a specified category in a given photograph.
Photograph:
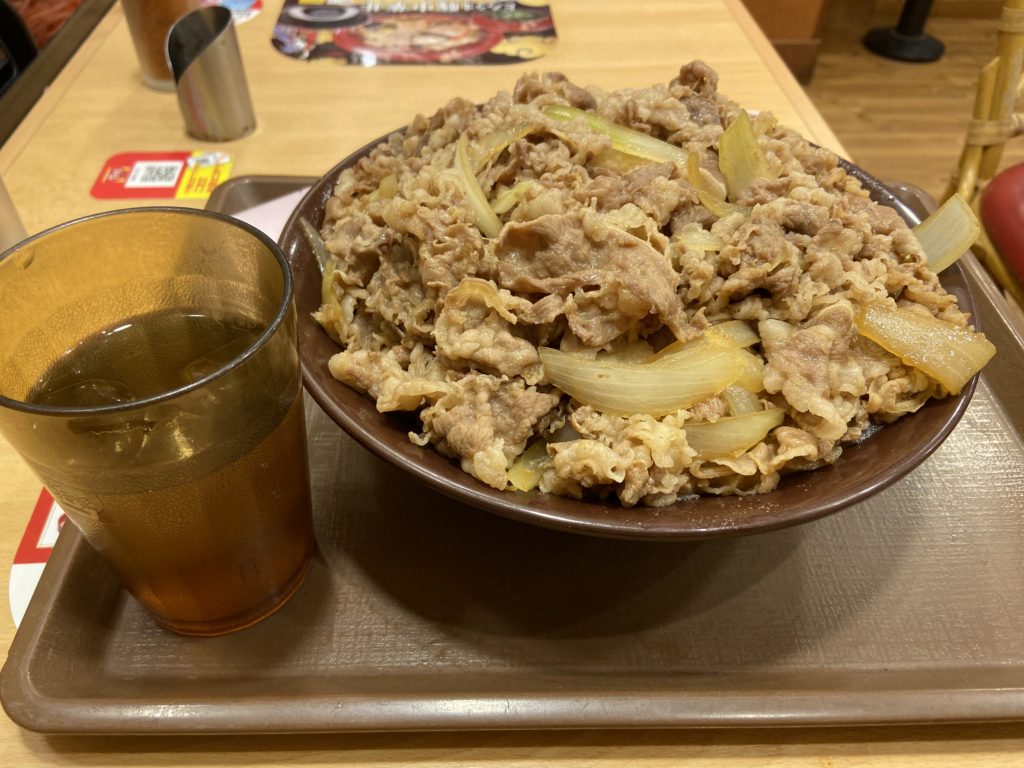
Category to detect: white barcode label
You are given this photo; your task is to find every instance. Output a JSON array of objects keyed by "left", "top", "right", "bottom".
[{"left": 125, "top": 160, "right": 184, "bottom": 189}]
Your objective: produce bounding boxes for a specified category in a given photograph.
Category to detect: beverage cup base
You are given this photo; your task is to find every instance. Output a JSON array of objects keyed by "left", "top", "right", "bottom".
[
  {"left": 142, "top": 74, "right": 177, "bottom": 92},
  {"left": 151, "top": 551, "right": 312, "bottom": 637}
]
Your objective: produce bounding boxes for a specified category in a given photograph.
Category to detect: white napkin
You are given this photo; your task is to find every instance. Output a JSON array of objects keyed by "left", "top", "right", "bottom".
[{"left": 232, "top": 187, "right": 311, "bottom": 242}]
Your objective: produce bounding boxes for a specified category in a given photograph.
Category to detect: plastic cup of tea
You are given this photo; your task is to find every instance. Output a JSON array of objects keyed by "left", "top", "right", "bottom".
[
  {"left": 0, "top": 207, "right": 316, "bottom": 636},
  {"left": 121, "top": 0, "right": 202, "bottom": 91}
]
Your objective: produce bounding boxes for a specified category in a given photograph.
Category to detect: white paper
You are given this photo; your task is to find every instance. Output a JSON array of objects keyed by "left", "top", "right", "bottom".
[{"left": 231, "top": 187, "right": 311, "bottom": 242}]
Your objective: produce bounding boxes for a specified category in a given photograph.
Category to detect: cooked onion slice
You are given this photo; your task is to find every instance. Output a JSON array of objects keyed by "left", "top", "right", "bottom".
[
  {"left": 597, "top": 339, "right": 656, "bottom": 364},
  {"left": 854, "top": 303, "right": 995, "bottom": 394},
  {"left": 543, "top": 104, "right": 688, "bottom": 165},
  {"left": 539, "top": 337, "right": 750, "bottom": 417},
  {"left": 686, "top": 153, "right": 749, "bottom": 219},
  {"left": 455, "top": 134, "right": 502, "bottom": 238},
  {"left": 508, "top": 439, "right": 551, "bottom": 492},
  {"left": 590, "top": 148, "right": 655, "bottom": 173},
  {"left": 301, "top": 217, "right": 345, "bottom": 317},
  {"left": 491, "top": 180, "right": 542, "bottom": 215},
  {"left": 676, "top": 228, "right": 725, "bottom": 252},
  {"left": 300, "top": 217, "right": 332, "bottom": 275},
  {"left": 733, "top": 348, "right": 765, "bottom": 392},
  {"left": 651, "top": 325, "right": 763, "bottom": 394},
  {"left": 710, "top": 319, "right": 759, "bottom": 348},
  {"left": 653, "top": 320, "right": 759, "bottom": 360},
  {"left": 470, "top": 123, "right": 536, "bottom": 172},
  {"left": 722, "top": 385, "right": 761, "bottom": 416},
  {"left": 685, "top": 407, "right": 785, "bottom": 458},
  {"left": 367, "top": 173, "right": 397, "bottom": 201},
  {"left": 718, "top": 110, "right": 774, "bottom": 201},
  {"left": 912, "top": 192, "right": 980, "bottom": 273}
]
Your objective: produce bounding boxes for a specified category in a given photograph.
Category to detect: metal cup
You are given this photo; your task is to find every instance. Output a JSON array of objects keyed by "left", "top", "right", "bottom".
[
  {"left": 168, "top": 6, "right": 256, "bottom": 142},
  {"left": 0, "top": 208, "right": 315, "bottom": 636}
]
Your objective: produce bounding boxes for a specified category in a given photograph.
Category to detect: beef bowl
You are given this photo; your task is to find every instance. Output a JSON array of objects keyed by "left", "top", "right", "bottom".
[{"left": 278, "top": 68, "right": 985, "bottom": 540}]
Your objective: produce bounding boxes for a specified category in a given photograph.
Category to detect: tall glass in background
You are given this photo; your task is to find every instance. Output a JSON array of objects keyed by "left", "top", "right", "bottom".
[
  {"left": 121, "top": 0, "right": 202, "bottom": 90},
  {"left": 0, "top": 208, "right": 315, "bottom": 636}
]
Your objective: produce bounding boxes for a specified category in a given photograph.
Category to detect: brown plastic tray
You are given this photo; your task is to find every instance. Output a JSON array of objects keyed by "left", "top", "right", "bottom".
[{"left": 3, "top": 176, "right": 1024, "bottom": 734}]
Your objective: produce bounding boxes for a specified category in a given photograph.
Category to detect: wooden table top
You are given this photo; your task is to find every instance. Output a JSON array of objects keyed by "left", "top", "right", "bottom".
[{"left": 2, "top": 1, "right": 1024, "bottom": 764}]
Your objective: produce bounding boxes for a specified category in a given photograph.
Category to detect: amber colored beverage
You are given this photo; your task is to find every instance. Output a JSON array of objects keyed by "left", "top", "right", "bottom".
[
  {"left": 121, "top": 0, "right": 202, "bottom": 90},
  {"left": 25, "top": 310, "right": 314, "bottom": 635},
  {"left": 0, "top": 207, "right": 315, "bottom": 637}
]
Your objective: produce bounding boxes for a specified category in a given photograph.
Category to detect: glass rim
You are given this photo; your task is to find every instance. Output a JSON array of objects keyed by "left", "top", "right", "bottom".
[{"left": 0, "top": 206, "right": 294, "bottom": 417}]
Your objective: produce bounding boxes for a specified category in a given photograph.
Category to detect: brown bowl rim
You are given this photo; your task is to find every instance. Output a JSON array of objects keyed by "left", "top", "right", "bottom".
[{"left": 278, "top": 131, "right": 979, "bottom": 541}]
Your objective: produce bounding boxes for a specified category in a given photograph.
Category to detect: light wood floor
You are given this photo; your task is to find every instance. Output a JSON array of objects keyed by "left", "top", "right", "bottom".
[{"left": 805, "top": 0, "right": 1024, "bottom": 202}]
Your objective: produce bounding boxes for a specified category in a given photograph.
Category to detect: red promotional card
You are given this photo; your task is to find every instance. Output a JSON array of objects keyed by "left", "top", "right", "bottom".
[{"left": 91, "top": 151, "right": 234, "bottom": 200}]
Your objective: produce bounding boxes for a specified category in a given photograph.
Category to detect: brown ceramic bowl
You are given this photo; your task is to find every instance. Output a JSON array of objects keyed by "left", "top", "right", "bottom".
[{"left": 278, "top": 135, "right": 979, "bottom": 541}]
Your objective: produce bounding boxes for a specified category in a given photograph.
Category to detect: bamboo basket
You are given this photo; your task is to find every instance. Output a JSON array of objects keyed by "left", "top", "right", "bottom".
[{"left": 947, "top": 0, "right": 1024, "bottom": 308}]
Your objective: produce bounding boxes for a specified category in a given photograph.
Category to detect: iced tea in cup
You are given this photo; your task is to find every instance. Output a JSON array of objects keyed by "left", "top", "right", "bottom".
[{"left": 0, "top": 208, "right": 315, "bottom": 636}]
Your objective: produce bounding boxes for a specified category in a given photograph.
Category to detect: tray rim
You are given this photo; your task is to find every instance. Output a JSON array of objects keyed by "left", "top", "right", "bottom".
[
  {"left": 5, "top": 524, "right": 1024, "bottom": 735},
  {"left": 4, "top": 174, "right": 1024, "bottom": 735}
]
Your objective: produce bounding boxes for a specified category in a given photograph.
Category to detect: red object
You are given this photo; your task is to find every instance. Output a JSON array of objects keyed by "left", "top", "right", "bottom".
[
  {"left": 980, "top": 162, "right": 1024, "bottom": 284},
  {"left": 8, "top": 0, "right": 83, "bottom": 49},
  {"left": 14, "top": 489, "right": 62, "bottom": 566},
  {"left": 90, "top": 151, "right": 233, "bottom": 200},
  {"left": 91, "top": 151, "right": 190, "bottom": 199}
]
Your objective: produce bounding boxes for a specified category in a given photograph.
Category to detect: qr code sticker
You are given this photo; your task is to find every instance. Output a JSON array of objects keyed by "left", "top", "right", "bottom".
[{"left": 125, "top": 160, "right": 184, "bottom": 189}]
